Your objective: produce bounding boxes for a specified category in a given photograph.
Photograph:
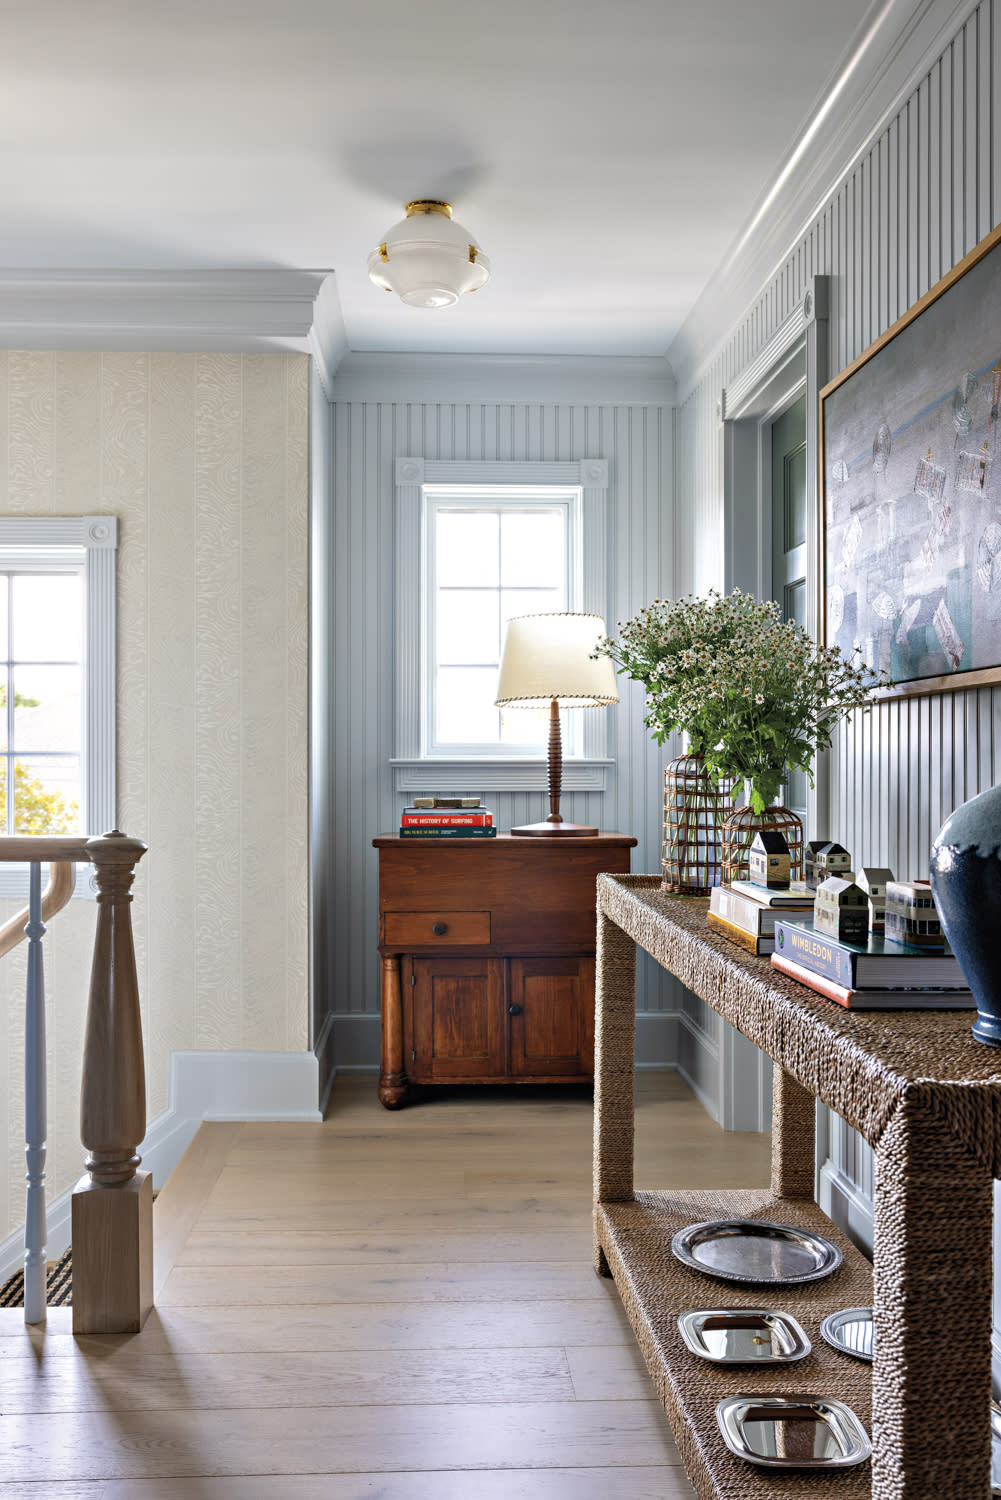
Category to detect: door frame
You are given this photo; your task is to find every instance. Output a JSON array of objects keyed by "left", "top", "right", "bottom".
[{"left": 713, "top": 276, "right": 830, "bottom": 1134}]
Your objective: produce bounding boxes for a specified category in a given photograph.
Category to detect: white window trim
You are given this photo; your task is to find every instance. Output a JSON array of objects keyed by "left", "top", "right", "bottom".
[
  {"left": 392, "top": 457, "right": 612, "bottom": 794},
  {"left": 0, "top": 515, "right": 117, "bottom": 900}
]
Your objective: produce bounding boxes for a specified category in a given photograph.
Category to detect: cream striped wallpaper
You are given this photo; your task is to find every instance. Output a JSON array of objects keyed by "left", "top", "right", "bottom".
[{"left": 0, "top": 350, "right": 310, "bottom": 1241}]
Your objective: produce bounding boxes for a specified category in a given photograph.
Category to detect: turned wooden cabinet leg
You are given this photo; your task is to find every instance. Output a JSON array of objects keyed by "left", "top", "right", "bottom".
[{"left": 379, "top": 954, "right": 409, "bottom": 1109}]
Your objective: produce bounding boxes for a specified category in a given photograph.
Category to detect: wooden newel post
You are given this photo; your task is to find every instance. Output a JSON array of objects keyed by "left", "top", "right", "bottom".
[{"left": 71, "top": 830, "right": 151, "bottom": 1334}]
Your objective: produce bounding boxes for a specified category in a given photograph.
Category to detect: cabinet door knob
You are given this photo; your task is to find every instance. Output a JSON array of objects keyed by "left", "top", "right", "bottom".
[
  {"left": 431, "top": 921, "right": 447, "bottom": 936},
  {"left": 509, "top": 1003, "right": 522, "bottom": 1016}
]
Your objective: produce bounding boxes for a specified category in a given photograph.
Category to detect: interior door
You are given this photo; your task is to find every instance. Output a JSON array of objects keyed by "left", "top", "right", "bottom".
[{"left": 771, "top": 392, "right": 808, "bottom": 831}]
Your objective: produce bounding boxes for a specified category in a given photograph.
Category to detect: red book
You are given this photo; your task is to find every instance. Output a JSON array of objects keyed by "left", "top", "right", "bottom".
[
  {"left": 400, "top": 810, "right": 493, "bottom": 827},
  {"left": 771, "top": 951, "right": 973, "bottom": 1010}
]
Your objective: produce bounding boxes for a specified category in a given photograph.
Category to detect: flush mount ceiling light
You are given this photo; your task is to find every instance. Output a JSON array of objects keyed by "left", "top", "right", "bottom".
[{"left": 367, "top": 200, "right": 490, "bottom": 308}]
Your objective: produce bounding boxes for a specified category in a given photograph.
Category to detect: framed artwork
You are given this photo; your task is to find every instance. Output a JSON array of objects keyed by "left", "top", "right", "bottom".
[{"left": 820, "top": 221, "right": 1001, "bottom": 698}]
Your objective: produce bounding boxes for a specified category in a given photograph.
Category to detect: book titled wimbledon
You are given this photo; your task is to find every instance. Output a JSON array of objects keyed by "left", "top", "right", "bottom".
[
  {"left": 773, "top": 919, "right": 966, "bottom": 989},
  {"left": 772, "top": 951, "right": 973, "bottom": 1010}
]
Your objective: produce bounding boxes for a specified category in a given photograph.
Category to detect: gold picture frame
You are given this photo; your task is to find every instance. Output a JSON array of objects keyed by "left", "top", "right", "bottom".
[{"left": 819, "top": 220, "right": 1001, "bottom": 699}]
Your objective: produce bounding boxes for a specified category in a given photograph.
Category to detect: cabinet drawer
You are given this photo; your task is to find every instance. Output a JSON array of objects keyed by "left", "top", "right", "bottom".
[{"left": 383, "top": 910, "right": 491, "bottom": 946}]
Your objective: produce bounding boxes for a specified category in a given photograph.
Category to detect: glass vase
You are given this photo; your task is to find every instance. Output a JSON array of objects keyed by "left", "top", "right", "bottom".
[
  {"left": 662, "top": 754, "right": 737, "bottom": 895},
  {"left": 720, "top": 789, "right": 804, "bottom": 886}
]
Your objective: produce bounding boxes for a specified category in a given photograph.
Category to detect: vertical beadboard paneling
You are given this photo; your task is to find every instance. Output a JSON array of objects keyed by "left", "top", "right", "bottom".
[
  {"left": 674, "top": 0, "right": 1000, "bottom": 1230},
  {"left": 328, "top": 396, "right": 675, "bottom": 1057}
]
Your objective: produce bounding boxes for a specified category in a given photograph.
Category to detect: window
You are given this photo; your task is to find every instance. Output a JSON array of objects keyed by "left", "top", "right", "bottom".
[
  {"left": 425, "top": 487, "right": 579, "bottom": 756},
  {"left": 393, "top": 458, "right": 611, "bottom": 795},
  {"left": 0, "top": 516, "right": 117, "bottom": 897}
]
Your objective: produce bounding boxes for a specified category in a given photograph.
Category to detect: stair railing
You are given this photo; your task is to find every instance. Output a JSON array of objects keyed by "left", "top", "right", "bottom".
[{"left": 0, "top": 831, "right": 149, "bottom": 1332}]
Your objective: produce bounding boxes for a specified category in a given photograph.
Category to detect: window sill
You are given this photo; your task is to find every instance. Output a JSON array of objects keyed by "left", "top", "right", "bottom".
[{"left": 391, "top": 758, "right": 613, "bottom": 794}]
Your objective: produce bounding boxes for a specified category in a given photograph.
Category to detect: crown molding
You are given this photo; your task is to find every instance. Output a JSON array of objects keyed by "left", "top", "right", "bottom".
[
  {"left": 0, "top": 268, "right": 348, "bottom": 365},
  {"left": 330, "top": 351, "right": 676, "bottom": 406},
  {"left": 667, "top": 0, "right": 980, "bottom": 400}
]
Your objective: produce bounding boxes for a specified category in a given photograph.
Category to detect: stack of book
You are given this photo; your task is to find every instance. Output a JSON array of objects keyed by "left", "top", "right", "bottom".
[
  {"left": 399, "top": 797, "right": 497, "bottom": 839},
  {"left": 771, "top": 918, "right": 973, "bottom": 1009},
  {"left": 708, "top": 879, "right": 814, "bottom": 956}
]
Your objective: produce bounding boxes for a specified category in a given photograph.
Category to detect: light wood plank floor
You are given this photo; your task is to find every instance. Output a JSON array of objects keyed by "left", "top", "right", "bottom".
[{"left": 0, "top": 1070, "right": 770, "bottom": 1499}]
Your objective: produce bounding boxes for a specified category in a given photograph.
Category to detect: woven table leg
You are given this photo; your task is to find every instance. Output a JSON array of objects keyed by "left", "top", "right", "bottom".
[
  {"left": 771, "top": 1065, "right": 815, "bottom": 1199},
  {"left": 593, "top": 907, "right": 636, "bottom": 1275},
  {"left": 872, "top": 1096, "right": 993, "bottom": 1498}
]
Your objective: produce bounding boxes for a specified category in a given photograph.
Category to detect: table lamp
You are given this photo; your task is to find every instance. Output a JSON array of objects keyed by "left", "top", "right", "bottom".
[{"left": 495, "top": 612, "right": 618, "bottom": 836}]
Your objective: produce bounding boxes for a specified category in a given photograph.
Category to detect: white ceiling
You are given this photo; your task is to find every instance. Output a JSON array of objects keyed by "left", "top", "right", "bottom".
[{"left": 1, "top": 0, "right": 879, "bottom": 359}]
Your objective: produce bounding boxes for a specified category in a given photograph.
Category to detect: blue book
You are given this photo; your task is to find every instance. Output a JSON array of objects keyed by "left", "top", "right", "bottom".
[
  {"left": 398, "top": 826, "right": 498, "bottom": 838},
  {"left": 773, "top": 919, "right": 966, "bottom": 989}
]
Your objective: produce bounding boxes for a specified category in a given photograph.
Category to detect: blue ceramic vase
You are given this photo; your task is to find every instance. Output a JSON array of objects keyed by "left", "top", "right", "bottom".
[{"left": 930, "top": 785, "right": 1001, "bottom": 1046}]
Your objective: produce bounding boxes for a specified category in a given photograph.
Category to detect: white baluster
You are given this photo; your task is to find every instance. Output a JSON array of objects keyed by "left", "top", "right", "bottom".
[{"left": 23, "top": 861, "right": 47, "bottom": 1324}]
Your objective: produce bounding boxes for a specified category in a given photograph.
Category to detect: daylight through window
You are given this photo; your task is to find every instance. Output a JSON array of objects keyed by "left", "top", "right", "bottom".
[
  {"left": 1, "top": 569, "right": 83, "bottom": 834},
  {"left": 426, "top": 489, "right": 579, "bottom": 755}
]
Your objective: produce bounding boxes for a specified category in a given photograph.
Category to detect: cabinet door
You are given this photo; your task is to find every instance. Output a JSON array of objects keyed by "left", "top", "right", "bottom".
[
  {"left": 508, "top": 956, "right": 595, "bottom": 1079},
  {"left": 411, "top": 957, "right": 507, "bottom": 1082}
]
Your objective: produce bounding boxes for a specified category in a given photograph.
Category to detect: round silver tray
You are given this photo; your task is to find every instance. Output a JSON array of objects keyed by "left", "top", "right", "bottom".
[
  {"left": 820, "top": 1307, "right": 873, "bottom": 1362},
  {"left": 670, "top": 1218, "right": 843, "bottom": 1285}
]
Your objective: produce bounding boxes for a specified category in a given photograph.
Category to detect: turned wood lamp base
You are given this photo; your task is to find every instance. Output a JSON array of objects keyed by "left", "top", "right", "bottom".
[
  {"left": 508, "top": 698, "right": 598, "bottom": 837},
  {"left": 511, "top": 819, "right": 599, "bottom": 836}
]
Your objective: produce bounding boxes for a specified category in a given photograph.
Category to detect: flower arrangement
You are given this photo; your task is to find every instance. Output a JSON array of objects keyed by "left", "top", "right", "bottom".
[{"left": 598, "top": 588, "right": 884, "bottom": 813}]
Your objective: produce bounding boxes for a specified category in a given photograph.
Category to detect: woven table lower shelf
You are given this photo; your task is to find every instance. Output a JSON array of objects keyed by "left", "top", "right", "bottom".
[{"left": 596, "top": 1188, "right": 873, "bottom": 1498}]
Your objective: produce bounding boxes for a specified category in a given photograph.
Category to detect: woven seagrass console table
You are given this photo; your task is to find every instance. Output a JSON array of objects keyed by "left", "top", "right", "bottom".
[{"left": 593, "top": 874, "right": 1001, "bottom": 1500}]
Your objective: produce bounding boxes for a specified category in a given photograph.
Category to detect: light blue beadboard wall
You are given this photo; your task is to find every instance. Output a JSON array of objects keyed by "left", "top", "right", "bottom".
[
  {"left": 326, "top": 396, "right": 682, "bottom": 1067},
  {"left": 672, "top": 0, "right": 1001, "bottom": 1231}
]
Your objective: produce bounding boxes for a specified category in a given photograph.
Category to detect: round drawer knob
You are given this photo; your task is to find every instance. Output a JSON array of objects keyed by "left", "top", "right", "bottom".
[
  {"left": 431, "top": 921, "right": 447, "bottom": 936},
  {"left": 509, "top": 1003, "right": 522, "bottom": 1016}
]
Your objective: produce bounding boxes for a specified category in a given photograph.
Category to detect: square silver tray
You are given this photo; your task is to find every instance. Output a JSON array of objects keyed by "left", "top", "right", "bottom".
[
  {"left": 671, "top": 1217, "right": 842, "bottom": 1285},
  {"left": 716, "top": 1394, "right": 872, "bottom": 1469},
  {"left": 678, "top": 1308, "right": 811, "bottom": 1364}
]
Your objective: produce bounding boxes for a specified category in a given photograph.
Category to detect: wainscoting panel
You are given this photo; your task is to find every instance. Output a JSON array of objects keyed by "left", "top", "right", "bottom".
[
  {"left": 670, "top": 0, "right": 1000, "bottom": 1264},
  {"left": 326, "top": 394, "right": 676, "bottom": 1061}
]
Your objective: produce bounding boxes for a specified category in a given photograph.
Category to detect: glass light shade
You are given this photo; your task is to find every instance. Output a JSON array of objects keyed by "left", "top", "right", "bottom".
[
  {"left": 368, "top": 201, "right": 490, "bottom": 308},
  {"left": 495, "top": 613, "right": 618, "bottom": 708}
]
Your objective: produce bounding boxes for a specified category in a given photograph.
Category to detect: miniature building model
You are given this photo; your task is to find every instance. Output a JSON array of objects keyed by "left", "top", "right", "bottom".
[
  {"left": 884, "top": 880, "right": 945, "bottom": 948},
  {"left": 804, "top": 840, "right": 829, "bottom": 891},
  {"left": 814, "top": 876, "right": 869, "bottom": 943},
  {"left": 815, "top": 841, "right": 854, "bottom": 882},
  {"left": 857, "top": 866, "right": 895, "bottom": 933},
  {"left": 748, "top": 830, "right": 791, "bottom": 889}
]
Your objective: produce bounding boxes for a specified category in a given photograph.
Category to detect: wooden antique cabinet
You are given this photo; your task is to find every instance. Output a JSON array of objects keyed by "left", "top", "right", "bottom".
[{"left": 373, "top": 832, "right": 636, "bottom": 1108}]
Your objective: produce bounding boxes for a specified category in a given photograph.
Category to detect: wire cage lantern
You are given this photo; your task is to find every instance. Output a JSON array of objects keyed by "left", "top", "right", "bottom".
[
  {"left": 720, "top": 802, "right": 805, "bottom": 887},
  {"left": 662, "top": 754, "right": 737, "bottom": 895}
]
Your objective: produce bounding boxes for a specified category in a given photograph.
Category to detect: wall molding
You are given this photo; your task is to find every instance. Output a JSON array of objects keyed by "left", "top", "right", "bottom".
[
  {"left": 817, "top": 1156, "right": 875, "bottom": 1258},
  {"left": 327, "top": 1010, "right": 678, "bottom": 1072},
  {"left": 0, "top": 1047, "right": 321, "bottom": 1283},
  {"left": 391, "top": 758, "right": 612, "bottom": 794},
  {"left": 0, "top": 269, "right": 343, "bottom": 360},
  {"left": 331, "top": 351, "right": 676, "bottom": 406},
  {"left": 668, "top": 0, "right": 983, "bottom": 399}
]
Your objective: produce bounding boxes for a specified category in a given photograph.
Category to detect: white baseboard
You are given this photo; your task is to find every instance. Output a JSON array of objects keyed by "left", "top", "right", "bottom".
[
  {"left": 329, "top": 1009, "right": 680, "bottom": 1072},
  {"left": 817, "top": 1157, "right": 875, "bottom": 1259},
  {"left": 313, "top": 1013, "right": 337, "bottom": 1115},
  {"left": 0, "top": 1047, "right": 320, "bottom": 1283},
  {"left": 676, "top": 1010, "right": 720, "bottom": 1124},
  {"left": 635, "top": 1011, "right": 678, "bottom": 1068}
]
